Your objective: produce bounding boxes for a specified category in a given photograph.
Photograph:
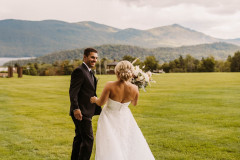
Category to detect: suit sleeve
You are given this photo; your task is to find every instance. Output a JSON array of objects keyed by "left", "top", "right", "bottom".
[{"left": 69, "top": 68, "right": 84, "bottom": 110}]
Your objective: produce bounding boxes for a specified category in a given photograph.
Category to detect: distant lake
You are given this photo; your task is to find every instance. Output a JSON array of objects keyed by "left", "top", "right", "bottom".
[{"left": 0, "top": 57, "right": 35, "bottom": 66}]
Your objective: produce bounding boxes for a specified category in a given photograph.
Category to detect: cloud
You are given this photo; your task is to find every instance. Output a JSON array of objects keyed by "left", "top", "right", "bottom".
[
  {"left": 0, "top": 0, "right": 240, "bottom": 39},
  {"left": 116, "top": 0, "right": 240, "bottom": 38},
  {"left": 119, "top": 0, "right": 240, "bottom": 14}
]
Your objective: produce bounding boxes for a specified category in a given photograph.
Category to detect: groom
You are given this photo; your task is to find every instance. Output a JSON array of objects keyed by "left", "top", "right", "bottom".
[{"left": 69, "top": 48, "right": 101, "bottom": 160}]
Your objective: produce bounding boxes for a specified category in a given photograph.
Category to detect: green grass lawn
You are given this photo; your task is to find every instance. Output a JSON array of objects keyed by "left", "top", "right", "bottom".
[{"left": 0, "top": 73, "right": 240, "bottom": 160}]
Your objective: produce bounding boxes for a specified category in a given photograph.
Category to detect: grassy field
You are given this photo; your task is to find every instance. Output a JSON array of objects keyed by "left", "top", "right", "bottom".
[{"left": 0, "top": 73, "right": 240, "bottom": 160}]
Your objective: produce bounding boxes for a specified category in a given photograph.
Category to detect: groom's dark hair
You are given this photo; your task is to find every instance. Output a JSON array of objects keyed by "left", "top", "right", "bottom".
[{"left": 84, "top": 48, "right": 98, "bottom": 57}]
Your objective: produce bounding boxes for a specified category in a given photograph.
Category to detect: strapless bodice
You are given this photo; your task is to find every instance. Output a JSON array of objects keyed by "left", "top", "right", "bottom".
[{"left": 105, "top": 98, "right": 131, "bottom": 111}]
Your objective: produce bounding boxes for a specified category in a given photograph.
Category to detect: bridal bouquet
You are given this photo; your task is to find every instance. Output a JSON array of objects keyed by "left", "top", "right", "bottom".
[{"left": 131, "top": 59, "right": 153, "bottom": 91}]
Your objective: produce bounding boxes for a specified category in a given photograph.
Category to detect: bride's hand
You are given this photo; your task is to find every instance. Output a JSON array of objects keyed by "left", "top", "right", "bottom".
[{"left": 90, "top": 96, "right": 98, "bottom": 104}]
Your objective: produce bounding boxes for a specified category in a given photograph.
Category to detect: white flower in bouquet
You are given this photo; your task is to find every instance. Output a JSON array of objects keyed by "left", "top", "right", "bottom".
[
  {"left": 146, "top": 71, "right": 152, "bottom": 78},
  {"left": 131, "top": 59, "right": 153, "bottom": 91},
  {"left": 146, "top": 70, "right": 156, "bottom": 83}
]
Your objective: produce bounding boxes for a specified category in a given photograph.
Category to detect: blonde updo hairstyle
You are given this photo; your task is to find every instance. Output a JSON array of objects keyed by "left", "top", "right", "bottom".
[{"left": 115, "top": 60, "right": 134, "bottom": 81}]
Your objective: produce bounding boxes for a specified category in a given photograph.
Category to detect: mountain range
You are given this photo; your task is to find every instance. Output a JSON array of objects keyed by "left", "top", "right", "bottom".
[{"left": 0, "top": 19, "right": 240, "bottom": 58}]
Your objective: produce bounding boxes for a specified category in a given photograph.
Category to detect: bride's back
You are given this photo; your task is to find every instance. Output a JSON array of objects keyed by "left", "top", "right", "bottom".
[
  {"left": 106, "top": 60, "right": 139, "bottom": 105},
  {"left": 109, "top": 81, "right": 138, "bottom": 104}
]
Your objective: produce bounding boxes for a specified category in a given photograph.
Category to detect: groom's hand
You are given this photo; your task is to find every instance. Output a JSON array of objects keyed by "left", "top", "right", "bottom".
[{"left": 74, "top": 109, "right": 82, "bottom": 121}]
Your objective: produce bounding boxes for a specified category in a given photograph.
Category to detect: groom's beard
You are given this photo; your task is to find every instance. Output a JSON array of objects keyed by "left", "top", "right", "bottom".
[{"left": 86, "top": 61, "right": 96, "bottom": 68}]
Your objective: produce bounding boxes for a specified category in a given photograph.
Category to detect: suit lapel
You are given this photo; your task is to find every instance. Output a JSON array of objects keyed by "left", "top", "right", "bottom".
[
  {"left": 82, "top": 64, "right": 95, "bottom": 89},
  {"left": 93, "top": 73, "right": 98, "bottom": 90}
]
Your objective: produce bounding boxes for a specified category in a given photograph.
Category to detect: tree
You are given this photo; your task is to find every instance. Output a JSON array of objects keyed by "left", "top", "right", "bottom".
[
  {"left": 193, "top": 59, "right": 200, "bottom": 71},
  {"left": 227, "top": 55, "right": 232, "bottom": 62},
  {"left": 53, "top": 61, "right": 60, "bottom": 67},
  {"left": 184, "top": 54, "right": 195, "bottom": 72},
  {"left": 22, "top": 66, "right": 30, "bottom": 75},
  {"left": 14, "top": 63, "right": 20, "bottom": 68},
  {"left": 59, "top": 60, "right": 74, "bottom": 75},
  {"left": 122, "top": 55, "right": 136, "bottom": 62},
  {"left": 198, "top": 56, "right": 215, "bottom": 72},
  {"left": 223, "top": 55, "right": 232, "bottom": 72},
  {"left": 215, "top": 60, "right": 225, "bottom": 72},
  {"left": 64, "top": 65, "right": 74, "bottom": 75},
  {"left": 101, "top": 58, "right": 108, "bottom": 74},
  {"left": 161, "top": 63, "right": 170, "bottom": 73},
  {"left": 230, "top": 51, "right": 240, "bottom": 72},
  {"left": 34, "top": 63, "right": 39, "bottom": 70},
  {"left": 29, "top": 64, "right": 38, "bottom": 75},
  {"left": 179, "top": 55, "right": 185, "bottom": 70},
  {"left": 143, "top": 56, "right": 158, "bottom": 72}
]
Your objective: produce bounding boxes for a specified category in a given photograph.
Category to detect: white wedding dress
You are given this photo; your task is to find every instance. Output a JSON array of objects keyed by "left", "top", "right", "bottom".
[{"left": 95, "top": 98, "right": 155, "bottom": 160}]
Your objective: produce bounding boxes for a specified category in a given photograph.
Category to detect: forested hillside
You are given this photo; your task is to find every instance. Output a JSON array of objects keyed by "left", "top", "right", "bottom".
[{"left": 4, "top": 42, "right": 240, "bottom": 66}]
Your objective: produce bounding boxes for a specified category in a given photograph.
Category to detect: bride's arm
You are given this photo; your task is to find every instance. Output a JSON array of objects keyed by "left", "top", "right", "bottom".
[
  {"left": 131, "top": 85, "right": 139, "bottom": 106},
  {"left": 90, "top": 82, "right": 111, "bottom": 106}
]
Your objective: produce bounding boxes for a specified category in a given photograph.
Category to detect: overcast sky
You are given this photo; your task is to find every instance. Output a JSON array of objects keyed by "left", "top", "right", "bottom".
[{"left": 1, "top": 0, "right": 240, "bottom": 39}]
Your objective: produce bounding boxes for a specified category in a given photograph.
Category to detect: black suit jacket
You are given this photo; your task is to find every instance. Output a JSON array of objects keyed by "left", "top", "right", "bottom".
[{"left": 69, "top": 63, "right": 101, "bottom": 118}]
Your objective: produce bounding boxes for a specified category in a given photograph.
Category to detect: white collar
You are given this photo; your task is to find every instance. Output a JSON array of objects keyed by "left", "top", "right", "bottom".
[{"left": 83, "top": 62, "right": 91, "bottom": 72}]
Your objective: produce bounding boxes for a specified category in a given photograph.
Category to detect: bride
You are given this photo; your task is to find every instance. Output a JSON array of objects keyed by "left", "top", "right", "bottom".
[{"left": 90, "top": 60, "right": 155, "bottom": 160}]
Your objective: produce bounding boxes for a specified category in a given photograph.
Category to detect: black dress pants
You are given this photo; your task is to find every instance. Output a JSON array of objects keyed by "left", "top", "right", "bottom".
[{"left": 71, "top": 114, "right": 93, "bottom": 160}]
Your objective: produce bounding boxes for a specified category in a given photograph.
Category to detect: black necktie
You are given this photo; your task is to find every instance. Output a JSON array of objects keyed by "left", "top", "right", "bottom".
[{"left": 90, "top": 70, "right": 94, "bottom": 82}]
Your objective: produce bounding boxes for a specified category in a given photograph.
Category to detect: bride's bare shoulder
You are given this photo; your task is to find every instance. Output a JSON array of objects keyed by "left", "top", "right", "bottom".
[
  {"left": 105, "top": 81, "right": 115, "bottom": 87},
  {"left": 128, "top": 82, "right": 138, "bottom": 91}
]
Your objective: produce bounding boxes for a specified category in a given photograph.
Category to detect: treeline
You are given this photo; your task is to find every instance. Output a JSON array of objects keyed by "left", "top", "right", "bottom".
[
  {"left": 123, "top": 51, "right": 240, "bottom": 73},
  {"left": 18, "top": 55, "right": 157, "bottom": 76},
  {"left": 20, "top": 58, "right": 115, "bottom": 76},
  {"left": 160, "top": 51, "right": 240, "bottom": 73},
  {"left": 20, "top": 60, "right": 82, "bottom": 76},
  {"left": 14, "top": 51, "right": 240, "bottom": 76}
]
